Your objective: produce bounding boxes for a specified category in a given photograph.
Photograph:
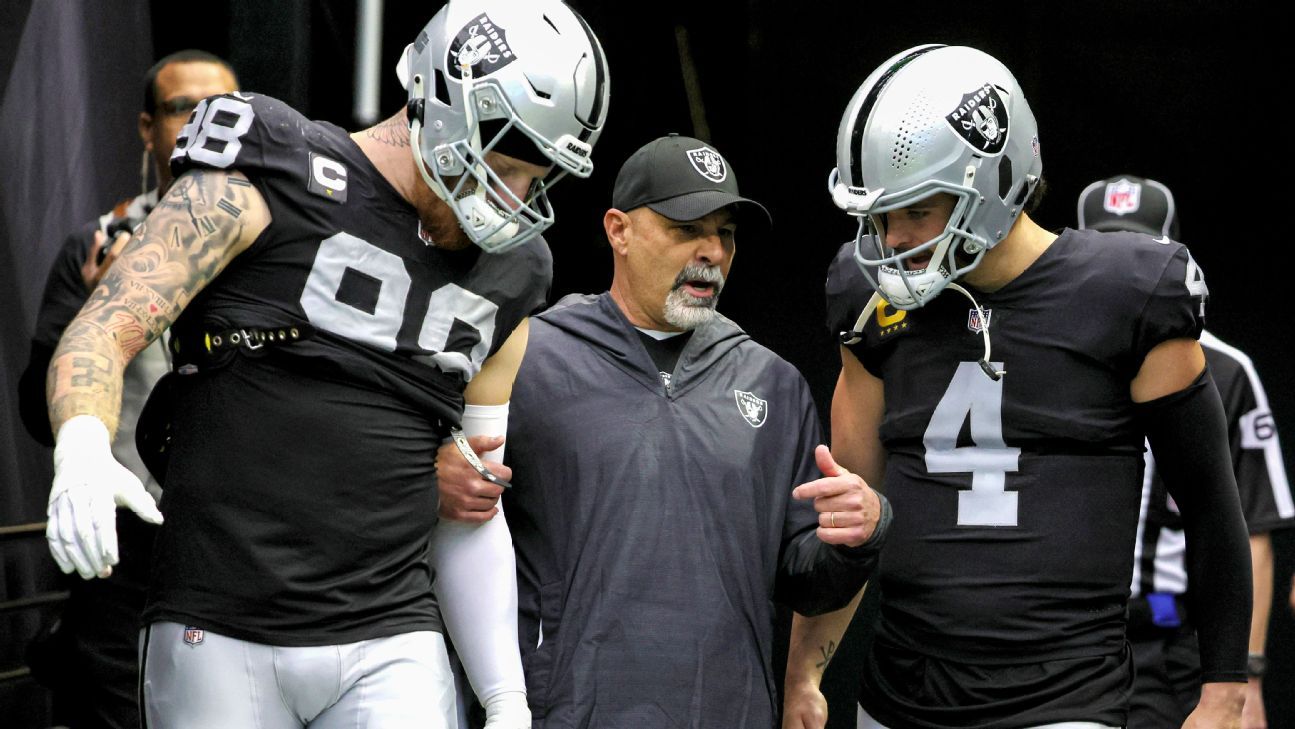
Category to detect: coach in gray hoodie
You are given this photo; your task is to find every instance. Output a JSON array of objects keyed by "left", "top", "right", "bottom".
[{"left": 495, "top": 135, "right": 890, "bottom": 728}]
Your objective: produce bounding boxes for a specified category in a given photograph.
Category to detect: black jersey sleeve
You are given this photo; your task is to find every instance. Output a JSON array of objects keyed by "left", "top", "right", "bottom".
[
  {"left": 1132, "top": 243, "right": 1207, "bottom": 361},
  {"left": 169, "top": 93, "right": 267, "bottom": 177},
  {"left": 513, "top": 237, "right": 553, "bottom": 322},
  {"left": 825, "top": 240, "right": 886, "bottom": 376}
]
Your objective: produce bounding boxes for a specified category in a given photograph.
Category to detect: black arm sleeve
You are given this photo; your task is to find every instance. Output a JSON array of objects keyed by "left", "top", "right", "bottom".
[
  {"left": 1138, "top": 365, "right": 1250, "bottom": 684},
  {"left": 774, "top": 491, "right": 891, "bottom": 616}
]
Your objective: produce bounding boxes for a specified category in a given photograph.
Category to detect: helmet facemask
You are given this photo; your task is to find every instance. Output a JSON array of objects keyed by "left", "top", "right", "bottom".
[
  {"left": 407, "top": 70, "right": 560, "bottom": 252},
  {"left": 831, "top": 170, "right": 990, "bottom": 310}
]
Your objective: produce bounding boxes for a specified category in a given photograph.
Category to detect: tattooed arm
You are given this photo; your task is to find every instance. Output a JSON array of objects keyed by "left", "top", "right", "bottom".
[
  {"left": 43, "top": 169, "right": 269, "bottom": 579},
  {"left": 46, "top": 169, "right": 270, "bottom": 435},
  {"left": 783, "top": 351, "right": 886, "bottom": 728},
  {"left": 783, "top": 588, "right": 866, "bottom": 729}
]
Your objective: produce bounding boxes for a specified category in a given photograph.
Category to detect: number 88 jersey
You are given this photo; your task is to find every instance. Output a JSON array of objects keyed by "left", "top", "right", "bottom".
[
  {"left": 824, "top": 228, "right": 1206, "bottom": 664},
  {"left": 169, "top": 92, "right": 551, "bottom": 424}
]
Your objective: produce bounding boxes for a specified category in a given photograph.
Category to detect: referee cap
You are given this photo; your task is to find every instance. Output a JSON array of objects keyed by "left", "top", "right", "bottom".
[
  {"left": 612, "top": 134, "right": 771, "bottom": 227},
  {"left": 1076, "top": 174, "right": 1179, "bottom": 238}
]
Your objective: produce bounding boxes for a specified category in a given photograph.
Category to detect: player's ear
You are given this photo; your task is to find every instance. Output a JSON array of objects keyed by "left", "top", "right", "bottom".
[
  {"left": 604, "top": 208, "right": 630, "bottom": 256},
  {"left": 138, "top": 111, "right": 154, "bottom": 151}
]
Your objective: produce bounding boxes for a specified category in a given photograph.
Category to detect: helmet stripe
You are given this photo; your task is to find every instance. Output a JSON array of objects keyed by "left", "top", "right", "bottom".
[
  {"left": 570, "top": 7, "right": 607, "bottom": 140},
  {"left": 849, "top": 45, "right": 942, "bottom": 184}
]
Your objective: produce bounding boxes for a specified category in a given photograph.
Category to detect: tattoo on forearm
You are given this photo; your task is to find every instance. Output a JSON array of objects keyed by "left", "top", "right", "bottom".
[
  {"left": 365, "top": 115, "right": 411, "bottom": 148},
  {"left": 814, "top": 640, "right": 838, "bottom": 670},
  {"left": 46, "top": 168, "right": 268, "bottom": 435}
]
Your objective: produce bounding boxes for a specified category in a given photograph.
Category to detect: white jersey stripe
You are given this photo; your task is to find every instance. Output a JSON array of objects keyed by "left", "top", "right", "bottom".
[{"left": 1200, "top": 330, "right": 1294, "bottom": 518}]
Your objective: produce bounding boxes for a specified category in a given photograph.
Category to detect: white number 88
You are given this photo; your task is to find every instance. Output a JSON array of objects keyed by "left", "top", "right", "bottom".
[{"left": 170, "top": 96, "right": 255, "bottom": 169}]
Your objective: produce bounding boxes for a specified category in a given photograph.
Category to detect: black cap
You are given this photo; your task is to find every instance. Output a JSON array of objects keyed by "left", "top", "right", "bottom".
[
  {"left": 1076, "top": 174, "right": 1179, "bottom": 238},
  {"left": 612, "top": 134, "right": 771, "bottom": 227}
]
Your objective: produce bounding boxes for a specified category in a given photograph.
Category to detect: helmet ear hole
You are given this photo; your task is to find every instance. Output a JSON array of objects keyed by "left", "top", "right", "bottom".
[
  {"left": 997, "top": 155, "right": 1013, "bottom": 202},
  {"left": 432, "top": 69, "right": 451, "bottom": 107}
]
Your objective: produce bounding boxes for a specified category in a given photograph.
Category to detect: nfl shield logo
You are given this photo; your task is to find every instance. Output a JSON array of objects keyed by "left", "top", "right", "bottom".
[
  {"left": 183, "top": 627, "right": 205, "bottom": 646},
  {"left": 967, "top": 308, "right": 992, "bottom": 333},
  {"left": 1103, "top": 179, "right": 1142, "bottom": 216},
  {"left": 686, "top": 147, "right": 728, "bottom": 183},
  {"left": 734, "top": 390, "right": 768, "bottom": 428}
]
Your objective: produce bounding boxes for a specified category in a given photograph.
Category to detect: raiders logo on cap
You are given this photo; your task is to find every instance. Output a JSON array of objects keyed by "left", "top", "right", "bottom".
[{"left": 686, "top": 147, "right": 728, "bottom": 183}]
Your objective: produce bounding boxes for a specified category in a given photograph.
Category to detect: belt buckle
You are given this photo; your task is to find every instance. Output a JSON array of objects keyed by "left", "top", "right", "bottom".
[{"left": 239, "top": 329, "right": 264, "bottom": 351}]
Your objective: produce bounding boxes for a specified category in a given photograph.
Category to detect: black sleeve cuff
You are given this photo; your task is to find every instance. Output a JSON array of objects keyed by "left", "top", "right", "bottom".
[{"left": 833, "top": 489, "right": 892, "bottom": 558}]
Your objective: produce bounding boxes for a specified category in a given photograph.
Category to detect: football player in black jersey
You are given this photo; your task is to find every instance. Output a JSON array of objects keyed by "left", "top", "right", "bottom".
[
  {"left": 1077, "top": 174, "right": 1293, "bottom": 729},
  {"left": 784, "top": 46, "right": 1252, "bottom": 728},
  {"left": 42, "top": 2, "right": 608, "bottom": 727}
]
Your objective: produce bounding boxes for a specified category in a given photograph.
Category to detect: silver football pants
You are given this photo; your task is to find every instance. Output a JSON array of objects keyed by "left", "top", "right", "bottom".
[{"left": 140, "top": 622, "right": 457, "bottom": 728}]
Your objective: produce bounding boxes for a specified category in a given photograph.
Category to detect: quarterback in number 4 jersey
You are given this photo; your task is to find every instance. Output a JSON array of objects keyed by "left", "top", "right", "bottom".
[
  {"left": 43, "top": 2, "right": 609, "bottom": 728},
  {"left": 786, "top": 45, "right": 1253, "bottom": 729}
]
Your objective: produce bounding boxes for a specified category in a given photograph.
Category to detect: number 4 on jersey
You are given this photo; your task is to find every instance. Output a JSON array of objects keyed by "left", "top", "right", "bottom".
[
  {"left": 1183, "top": 251, "right": 1208, "bottom": 318},
  {"left": 924, "top": 362, "right": 1022, "bottom": 526}
]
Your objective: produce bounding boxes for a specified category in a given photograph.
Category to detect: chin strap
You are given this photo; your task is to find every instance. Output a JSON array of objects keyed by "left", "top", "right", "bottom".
[
  {"left": 947, "top": 282, "right": 1003, "bottom": 381},
  {"left": 840, "top": 292, "right": 883, "bottom": 347}
]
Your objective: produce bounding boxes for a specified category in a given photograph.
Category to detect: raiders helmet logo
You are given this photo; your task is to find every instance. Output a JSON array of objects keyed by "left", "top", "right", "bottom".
[
  {"left": 687, "top": 147, "right": 728, "bottom": 183},
  {"left": 734, "top": 390, "right": 768, "bottom": 428},
  {"left": 946, "top": 84, "right": 1009, "bottom": 154},
  {"left": 447, "top": 14, "right": 517, "bottom": 79},
  {"left": 1102, "top": 179, "right": 1142, "bottom": 216}
]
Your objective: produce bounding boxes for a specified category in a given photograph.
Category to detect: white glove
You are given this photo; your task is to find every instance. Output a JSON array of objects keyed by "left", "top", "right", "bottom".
[
  {"left": 47, "top": 415, "right": 164, "bottom": 579},
  {"left": 483, "top": 690, "right": 531, "bottom": 729}
]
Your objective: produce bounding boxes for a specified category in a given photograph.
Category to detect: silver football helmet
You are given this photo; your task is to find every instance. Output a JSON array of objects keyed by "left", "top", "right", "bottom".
[
  {"left": 828, "top": 45, "right": 1041, "bottom": 309},
  {"left": 397, "top": 0, "right": 610, "bottom": 253}
]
